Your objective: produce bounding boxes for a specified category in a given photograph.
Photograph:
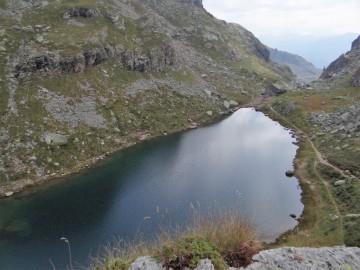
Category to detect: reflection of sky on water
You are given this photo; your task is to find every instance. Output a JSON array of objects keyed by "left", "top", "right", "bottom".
[{"left": 0, "top": 108, "right": 303, "bottom": 269}]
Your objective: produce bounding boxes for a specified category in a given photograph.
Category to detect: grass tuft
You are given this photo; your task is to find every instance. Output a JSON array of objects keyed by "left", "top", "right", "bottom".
[
  {"left": 155, "top": 209, "right": 262, "bottom": 269},
  {"left": 89, "top": 238, "right": 150, "bottom": 270},
  {"left": 90, "top": 210, "right": 261, "bottom": 269}
]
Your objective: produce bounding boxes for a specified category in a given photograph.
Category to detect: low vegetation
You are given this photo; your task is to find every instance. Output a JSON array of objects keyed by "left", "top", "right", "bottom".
[
  {"left": 90, "top": 210, "right": 262, "bottom": 270},
  {"left": 262, "top": 85, "right": 360, "bottom": 248}
]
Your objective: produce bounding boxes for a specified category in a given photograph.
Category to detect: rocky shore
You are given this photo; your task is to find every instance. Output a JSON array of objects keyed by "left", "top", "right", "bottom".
[{"left": 124, "top": 246, "right": 360, "bottom": 270}]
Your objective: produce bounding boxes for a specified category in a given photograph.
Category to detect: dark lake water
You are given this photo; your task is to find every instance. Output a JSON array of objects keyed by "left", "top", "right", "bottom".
[{"left": 0, "top": 108, "right": 303, "bottom": 270}]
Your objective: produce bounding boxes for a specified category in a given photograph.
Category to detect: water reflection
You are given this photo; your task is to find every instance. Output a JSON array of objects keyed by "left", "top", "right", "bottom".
[{"left": 0, "top": 108, "right": 303, "bottom": 269}]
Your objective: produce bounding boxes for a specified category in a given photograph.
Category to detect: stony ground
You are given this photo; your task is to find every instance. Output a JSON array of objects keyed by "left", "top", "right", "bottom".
[{"left": 124, "top": 246, "right": 360, "bottom": 270}]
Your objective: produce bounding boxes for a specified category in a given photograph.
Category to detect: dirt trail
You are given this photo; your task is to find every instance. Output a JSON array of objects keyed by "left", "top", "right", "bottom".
[
  {"left": 267, "top": 105, "right": 356, "bottom": 180},
  {"left": 267, "top": 105, "right": 346, "bottom": 241}
]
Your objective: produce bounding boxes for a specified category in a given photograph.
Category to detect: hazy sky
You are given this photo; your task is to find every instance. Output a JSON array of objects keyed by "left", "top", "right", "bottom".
[{"left": 203, "top": 0, "right": 360, "bottom": 37}]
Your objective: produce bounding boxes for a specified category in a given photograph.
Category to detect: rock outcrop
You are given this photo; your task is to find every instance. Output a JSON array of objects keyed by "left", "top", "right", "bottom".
[
  {"left": 123, "top": 247, "right": 360, "bottom": 270},
  {"left": 308, "top": 104, "right": 360, "bottom": 135},
  {"left": 240, "top": 246, "right": 360, "bottom": 270},
  {"left": 14, "top": 42, "right": 176, "bottom": 77},
  {"left": 317, "top": 35, "right": 360, "bottom": 87},
  {"left": 64, "top": 7, "right": 100, "bottom": 18},
  {"left": 227, "top": 23, "right": 270, "bottom": 62}
]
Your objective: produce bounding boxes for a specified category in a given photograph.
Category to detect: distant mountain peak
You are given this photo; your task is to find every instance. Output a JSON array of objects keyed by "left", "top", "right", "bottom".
[{"left": 268, "top": 47, "right": 321, "bottom": 84}]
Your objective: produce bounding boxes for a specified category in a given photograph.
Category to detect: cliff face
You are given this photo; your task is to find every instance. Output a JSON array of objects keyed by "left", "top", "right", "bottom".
[
  {"left": 0, "top": 0, "right": 294, "bottom": 195},
  {"left": 318, "top": 35, "right": 360, "bottom": 87}
]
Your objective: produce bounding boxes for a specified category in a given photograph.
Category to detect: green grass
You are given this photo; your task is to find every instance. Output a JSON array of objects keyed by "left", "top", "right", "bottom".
[
  {"left": 91, "top": 210, "right": 261, "bottom": 270},
  {"left": 263, "top": 86, "right": 360, "bottom": 247}
]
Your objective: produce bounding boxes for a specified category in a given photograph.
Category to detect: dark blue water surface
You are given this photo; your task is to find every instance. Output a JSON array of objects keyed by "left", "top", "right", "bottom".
[{"left": 0, "top": 108, "right": 303, "bottom": 269}]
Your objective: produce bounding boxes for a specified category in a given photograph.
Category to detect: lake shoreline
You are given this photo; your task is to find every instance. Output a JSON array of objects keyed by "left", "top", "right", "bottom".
[{"left": 0, "top": 106, "right": 245, "bottom": 199}]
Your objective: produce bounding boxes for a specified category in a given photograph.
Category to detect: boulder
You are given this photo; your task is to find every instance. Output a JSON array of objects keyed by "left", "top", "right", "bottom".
[
  {"left": 243, "top": 247, "right": 360, "bottom": 270},
  {"left": 224, "top": 100, "right": 230, "bottom": 109},
  {"left": 285, "top": 170, "right": 295, "bottom": 177},
  {"left": 267, "top": 83, "right": 288, "bottom": 96},
  {"left": 334, "top": 180, "right": 346, "bottom": 186},
  {"left": 5, "top": 192, "right": 14, "bottom": 197},
  {"left": 229, "top": 100, "right": 239, "bottom": 107},
  {"left": 44, "top": 133, "right": 68, "bottom": 147}
]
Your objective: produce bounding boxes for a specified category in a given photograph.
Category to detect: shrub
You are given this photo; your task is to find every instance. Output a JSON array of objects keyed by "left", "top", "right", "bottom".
[{"left": 155, "top": 209, "right": 262, "bottom": 269}]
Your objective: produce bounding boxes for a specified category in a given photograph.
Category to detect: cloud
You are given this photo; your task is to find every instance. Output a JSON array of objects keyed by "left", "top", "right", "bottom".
[{"left": 203, "top": 0, "right": 360, "bottom": 36}]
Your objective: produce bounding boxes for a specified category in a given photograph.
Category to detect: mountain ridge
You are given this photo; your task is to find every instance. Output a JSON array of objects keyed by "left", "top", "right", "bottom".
[
  {"left": 315, "top": 34, "right": 360, "bottom": 88},
  {"left": 268, "top": 47, "right": 321, "bottom": 84}
]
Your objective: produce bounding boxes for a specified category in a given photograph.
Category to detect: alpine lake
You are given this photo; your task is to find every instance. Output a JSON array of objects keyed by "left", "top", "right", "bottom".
[{"left": 0, "top": 108, "right": 303, "bottom": 269}]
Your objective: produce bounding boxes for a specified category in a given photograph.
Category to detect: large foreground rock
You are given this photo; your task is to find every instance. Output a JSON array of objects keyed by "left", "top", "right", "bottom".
[
  {"left": 241, "top": 246, "right": 360, "bottom": 270},
  {"left": 127, "top": 247, "right": 360, "bottom": 270}
]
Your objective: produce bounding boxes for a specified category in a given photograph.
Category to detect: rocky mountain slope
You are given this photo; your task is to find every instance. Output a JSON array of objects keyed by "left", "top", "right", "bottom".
[
  {"left": 0, "top": 0, "right": 295, "bottom": 196},
  {"left": 268, "top": 47, "right": 321, "bottom": 84},
  {"left": 316, "top": 35, "right": 360, "bottom": 88}
]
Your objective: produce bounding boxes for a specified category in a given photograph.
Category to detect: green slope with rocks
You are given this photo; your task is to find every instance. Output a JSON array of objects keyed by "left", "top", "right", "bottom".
[
  {"left": 264, "top": 35, "right": 360, "bottom": 247},
  {"left": 0, "top": 0, "right": 295, "bottom": 196}
]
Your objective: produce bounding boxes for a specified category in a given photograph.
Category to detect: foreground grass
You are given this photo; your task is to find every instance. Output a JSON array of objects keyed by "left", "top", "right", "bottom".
[{"left": 89, "top": 210, "right": 262, "bottom": 270}]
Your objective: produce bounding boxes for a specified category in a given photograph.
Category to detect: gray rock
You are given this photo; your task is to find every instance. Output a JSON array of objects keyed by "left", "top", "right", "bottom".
[
  {"left": 35, "top": 35, "right": 45, "bottom": 43},
  {"left": 345, "top": 214, "right": 360, "bottom": 218},
  {"left": 65, "top": 7, "right": 100, "bottom": 18},
  {"left": 241, "top": 247, "right": 360, "bottom": 270},
  {"left": 262, "top": 83, "right": 287, "bottom": 96},
  {"left": 334, "top": 180, "right": 346, "bottom": 186},
  {"left": 204, "top": 89, "right": 212, "bottom": 97},
  {"left": 5, "top": 192, "right": 14, "bottom": 197},
  {"left": 28, "top": 156, "right": 37, "bottom": 162},
  {"left": 44, "top": 133, "right": 68, "bottom": 146},
  {"left": 206, "top": 111, "right": 213, "bottom": 116},
  {"left": 224, "top": 100, "right": 230, "bottom": 109},
  {"left": 194, "top": 259, "right": 214, "bottom": 270},
  {"left": 128, "top": 256, "right": 163, "bottom": 270},
  {"left": 229, "top": 100, "right": 239, "bottom": 107}
]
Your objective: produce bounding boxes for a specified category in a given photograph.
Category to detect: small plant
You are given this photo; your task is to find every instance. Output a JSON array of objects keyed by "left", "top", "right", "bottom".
[
  {"left": 156, "top": 234, "right": 226, "bottom": 270},
  {"left": 155, "top": 209, "right": 262, "bottom": 269},
  {"left": 89, "top": 238, "right": 149, "bottom": 270}
]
